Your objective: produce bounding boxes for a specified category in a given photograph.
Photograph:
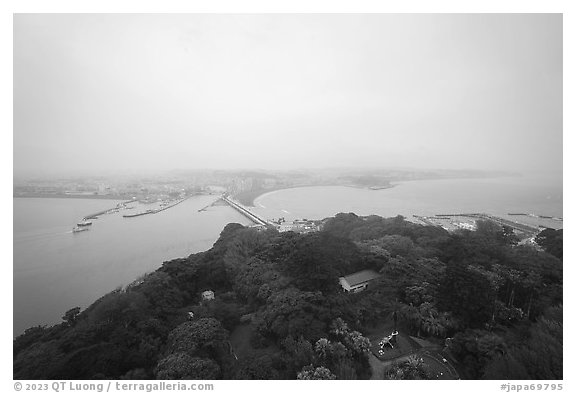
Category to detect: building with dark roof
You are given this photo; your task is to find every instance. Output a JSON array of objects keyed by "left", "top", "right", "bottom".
[{"left": 339, "top": 269, "right": 381, "bottom": 293}]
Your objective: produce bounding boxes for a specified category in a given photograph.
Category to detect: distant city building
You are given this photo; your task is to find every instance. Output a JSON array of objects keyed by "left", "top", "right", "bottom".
[{"left": 339, "top": 270, "right": 381, "bottom": 293}]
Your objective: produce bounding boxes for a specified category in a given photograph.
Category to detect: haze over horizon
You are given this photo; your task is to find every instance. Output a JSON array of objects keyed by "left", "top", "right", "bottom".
[{"left": 14, "top": 14, "right": 562, "bottom": 178}]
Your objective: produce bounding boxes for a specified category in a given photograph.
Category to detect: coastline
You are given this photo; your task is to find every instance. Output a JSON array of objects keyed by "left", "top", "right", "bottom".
[
  {"left": 14, "top": 193, "right": 132, "bottom": 201},
  {"left": 236, "top": 183, "right": 396, "bottom": 207}
]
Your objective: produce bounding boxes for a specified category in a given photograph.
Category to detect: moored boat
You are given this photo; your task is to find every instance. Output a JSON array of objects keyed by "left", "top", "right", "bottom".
[{"left": 77, "top": 221, "right": 93, "bottom": 227}]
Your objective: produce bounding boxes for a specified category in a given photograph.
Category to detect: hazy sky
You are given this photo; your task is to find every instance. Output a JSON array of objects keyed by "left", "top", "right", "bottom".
[{"left": 13, "top": 14, "right": 562, "bottom": 176}]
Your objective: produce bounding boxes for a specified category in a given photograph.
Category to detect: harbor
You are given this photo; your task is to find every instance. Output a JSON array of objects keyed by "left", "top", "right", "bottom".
[
  {"left": 14, "top": 194, "right": 254, "bottom": 335},
  {"left": 71, "top": 189, "right": 562, "bottom": 241},
  {"left": 83, "top": 200, "right": 137, "bottom": 220},
  {"left": 410, "top": 212, "right": 562, "bottom": 240},
  {"left": 122, "top": 196, "right": 190, "bottom": 218},
  {"left": 71, "top": 197, "right": 192, "bottom": 233}
]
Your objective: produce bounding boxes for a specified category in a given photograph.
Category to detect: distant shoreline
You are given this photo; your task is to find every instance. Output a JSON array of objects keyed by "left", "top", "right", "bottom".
[
  {"left": 236, "top": 174, "right": 530, "bottom": 206},
  {"left": 14, "top": 193, "right": 131, "bottom": 201},
  {"left": 235, "top": 183, "right": 396, "bottom": 207}
]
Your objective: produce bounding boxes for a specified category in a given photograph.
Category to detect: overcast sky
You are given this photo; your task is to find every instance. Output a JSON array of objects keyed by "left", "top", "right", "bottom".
[{"left": 13, "top": 14, "right": 562, "bottom": 177}]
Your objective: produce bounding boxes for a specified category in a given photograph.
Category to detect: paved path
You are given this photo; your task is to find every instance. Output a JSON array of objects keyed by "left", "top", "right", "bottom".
[{"left": 369, "top": 354, "right": 386, "bottom": 380}]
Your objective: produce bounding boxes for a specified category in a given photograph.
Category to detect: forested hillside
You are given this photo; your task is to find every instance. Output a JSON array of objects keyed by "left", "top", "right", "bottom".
[{"left": 14, "top": 214, "right": 562, "bottom": 380}]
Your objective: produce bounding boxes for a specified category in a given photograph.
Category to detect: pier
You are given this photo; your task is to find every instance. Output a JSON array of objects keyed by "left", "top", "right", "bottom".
[
  {"left": 471, "top": 213, "right": 541, "bottom": 235},
  {"left": 123, "top": 196, "right": 190, "bottom": 218},
  {"left": 83, "top": 200, "right": 136, "bottom": 220},
  {"left": 198, "top": 198, "right": 221, "bottom": 212},
  {"left": 123, "top": 210, "right": 156, "bottom": 218},
  {"left": 220, "top": 196, "right": 272, "bottom": 227},
  {"left": 410, "top": 212, "right": 552, "bottom": 239},
  {"left": 430, "top": 213, "right": 544, "bottom": 237}
]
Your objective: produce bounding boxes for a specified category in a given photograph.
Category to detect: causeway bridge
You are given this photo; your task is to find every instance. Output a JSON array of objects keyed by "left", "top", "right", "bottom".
[{"left": 221, "top": 196, "right": 273, "bottom": 228}]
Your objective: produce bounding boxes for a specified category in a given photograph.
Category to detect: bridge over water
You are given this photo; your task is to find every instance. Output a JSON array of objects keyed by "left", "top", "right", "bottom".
[{"left": 220, "top": 196, "right": 273, "bottom": 228}]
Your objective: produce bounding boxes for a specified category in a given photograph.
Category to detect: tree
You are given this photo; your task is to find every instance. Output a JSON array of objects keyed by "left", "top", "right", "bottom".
[
  {"left": 329, "top": 318, "right": 371, "bottom": 357},
  {"left": 322, "top": 213, "right": 362, "bottom": 238},
  {"left": 446, "top": 329, "right": 506, "bottom": 379},
  {"left": 155, "top": 353, "right": 220, "bottom": 379},
  {"left": 297, "top": 365, "right": 337, "bottom": 380},
  {"left": 120, "top": 368, "right": 151, "bottom": 379},
  {"left": 483, "top": 306, "right": 562, "bottom": 380},
  {"left": 314, "top": 338, "right": 348, "bottom": 367},
  {"left": 14, "top": 325, "right": 51, "bottom": 357},
  {"left": 521, "top": 271, "right": 542, "bottom": 320},
  {"left": 314, "top": 338, "right": 331, "bottom": 361},
  {"left": 501, "top": 225, "right": 520, "bottom": 246},
  {"left": 234, "top": 354, "right": 280, "bottom": 379},
  {"left": 475, "top": 220, "right": 512, "bottom": 245},
  {"left": 13, "top": 341, "right": 65, "bottom": 379},
  {"left": 133, "top": 271, "right": 184, "bottom": 315},
  {"left": 438, "top": 262, "right": 495, "bottom": 328},
  {"left": 257, "top": 288, "right": 331, "bottom": 340},
  {"left": 281, "top": 335, "right": 315, "bottom": 377},
  {"left": 280, "top": 232, "right": 361, "bottom": 293},
  {"left": 190, "top": 296, "right": 244, "bottom": 331},
  {"left": 404, "top": 284, "right": 434, "bottom": 306},
  {"left": 535, "top": 229, "right": 563, "bottom": 259},
  {"left": 332, "top": 358, "right": 358, "bottom": 380},
  {"left": 165, "top": 318, "right": 229, "bottom": 360},
  {"left": 383, "top": 355, "right": 433, "bottom": 380},
  {"left": 62, "top": 307, "right": 81, "bottom": 326},
  {"left": 368, "top": 235, "right": 418, "bottom": 258}
]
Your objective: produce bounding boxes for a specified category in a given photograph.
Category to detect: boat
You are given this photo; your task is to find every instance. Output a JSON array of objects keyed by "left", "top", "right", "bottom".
[
  {"left": 72, "top": 226, "right": 89, "bottom": 233},
  {"left": 76, "top": 221, "right": 93, "bottom": 227}
]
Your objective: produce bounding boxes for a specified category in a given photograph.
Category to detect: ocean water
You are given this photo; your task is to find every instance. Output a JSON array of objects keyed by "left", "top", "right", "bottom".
[
  {"left": 252, "top": 175, "right": 563, "bottom": 227},
  {"left": 13, "top": 175, "right": 562, "bottom": 335},
  {"left": 13, "top": 196, "right": 252, "bottom": 335}
]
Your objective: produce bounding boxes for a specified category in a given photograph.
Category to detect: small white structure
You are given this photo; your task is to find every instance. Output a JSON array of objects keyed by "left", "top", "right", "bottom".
[
  {"left": 454, "top": 222, "right": 476, "bottom": 230},
  {"left": 379, "top": 331, "right": 398, "bottom": 351},
  {"left": 202, "top": 290, "right": 215, "bottom": 301},
  {"left": 278, "top": 222, "right": 319, "bottom": 234},
  {"left": 339, "top": 269, "right": 380, "bottom": 293}
]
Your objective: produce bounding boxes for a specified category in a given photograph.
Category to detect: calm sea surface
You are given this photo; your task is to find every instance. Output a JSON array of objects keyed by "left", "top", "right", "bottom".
[
  {"left": 252, "top": 175, "right": 563, "bottom": 226},
  {"left": 13, "top": 196, "right": 252, "bottom": 335},
  {"left": 13, "top": 175, "right": 562, "bottom": 335}
]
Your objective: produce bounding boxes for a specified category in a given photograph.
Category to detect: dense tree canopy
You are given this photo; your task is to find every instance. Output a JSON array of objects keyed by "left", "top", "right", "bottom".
[
  {"left": 535, "top": 229, "right": 563, "bottom": 259},
  {"left": 14, "top": 215, "right": 562, "bottom": 380}
]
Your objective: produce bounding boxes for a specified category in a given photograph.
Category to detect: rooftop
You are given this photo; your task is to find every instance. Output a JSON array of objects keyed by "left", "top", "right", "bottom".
[{"left": 341, "top": 269, "right": 381, "bottom": 287}]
